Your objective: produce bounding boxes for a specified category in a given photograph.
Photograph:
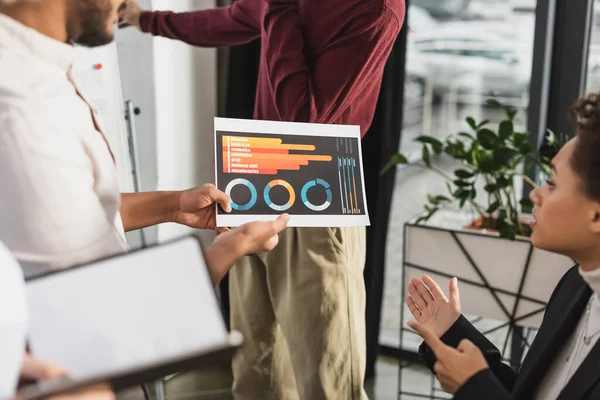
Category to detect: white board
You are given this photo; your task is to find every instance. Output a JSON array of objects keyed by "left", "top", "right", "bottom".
[{"left": 71, "top": 43, "right": 134, "bottom": 193}]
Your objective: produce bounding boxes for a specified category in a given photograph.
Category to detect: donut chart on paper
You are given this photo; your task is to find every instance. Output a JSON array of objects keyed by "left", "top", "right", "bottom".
[
  {"left": 264, "top": 180, "right": 296, "bottom": 211},
  {"left": 225, "top": 178, "right": 257, "bottom": 211},
  {"left": 301, "top": 179, "right": 333, "bottom": 212}
]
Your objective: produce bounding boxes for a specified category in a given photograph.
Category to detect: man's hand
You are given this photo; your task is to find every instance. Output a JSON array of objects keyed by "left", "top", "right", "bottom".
[
  {"left": 406, "top": 276, "right": 461, "bottom": 339},
  {"left": 204, "top": 214, "right": 289, "bottom": 284},
  {"left": 215, "top": 214, "right": 289, "bottom": 255},
  {"left": 47, "top": 385, "right": 115, "bottom": 400},
  {"left": 176, "top": 184, "right": 232, "bottom": 233},
  {"left": 118, "top": 0, "right": 144, "bottom": 30},
  {"left": 16, "top": 354, "right": 115, "bottom": 400},
  {"left": 19, "top": 353, "right": 64, "bottom": 383},
  {"left": 408, "top": 320, "right": 488, "bottom": 394}
]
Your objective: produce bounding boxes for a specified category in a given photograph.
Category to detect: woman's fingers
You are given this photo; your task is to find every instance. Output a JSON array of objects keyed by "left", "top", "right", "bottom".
[
  {"left": 449, "top": 277, "right": 461, "bottom": 308},
  {"left": 423, "top": 275, "right": 448, "bottom": 302},
  {"left": 408, "top": 282, "right": 428, "bottom": 311},
  {"left": 406, "top": 296, "right": 422, "bottom": 318},
  {"left": 415, "top": 279, "right": 435, "bottom": 303}
]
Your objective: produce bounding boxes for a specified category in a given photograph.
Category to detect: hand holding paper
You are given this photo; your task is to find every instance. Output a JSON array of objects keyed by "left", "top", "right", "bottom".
[
  {"left": 177, "top": 183, "right": 232, "bottom": 233},
  {"left": 408, "top": 320, "right": 488, "bottom": 394}
]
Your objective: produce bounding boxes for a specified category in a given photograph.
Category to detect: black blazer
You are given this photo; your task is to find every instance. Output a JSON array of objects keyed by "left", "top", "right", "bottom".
[{"left": 418, "top": 266, "right": 600, "bottom": 400}]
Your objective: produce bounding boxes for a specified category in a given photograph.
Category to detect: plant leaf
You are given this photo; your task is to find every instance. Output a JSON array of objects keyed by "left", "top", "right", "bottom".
[
  {"left": 545, "top": 129, "right": 557, "bottom": 144},
  {"left": 506, "top": 108, "right": 517, "bottom": 121},
  {"left": 416, "top": 136, "right": 444, "bottom": 154},
  {"left": 445, "top": 140, "right": 467, "bottom": 159},
  {"left": 499, "top": 225, "right": 516, "bottom": 240},
  {"left": 422, "top": 145, "right": 431, "bottom": 167},
  {"left": 477, "top": 128, "right": 498, "bottom": 149},
  {"left": 493, "top": 147, "right": 520, "bottom": 166},
  {"left": 498, "top": 120, "right": 514, "bottom": 141},
  {"left": 496, "top": 216, "right": 516, "bottom": 240},
  {"left": 476, "top": 120, "right": 490, "bottom": 129},
  {"left": 484, "top": 183, "right": 497, "bottom": 193},
  {"left": 469, "top": 188, "right": 477, "bottom": 199},
  {"left": 486, "top": 98, "right": 503, "bottom": 108},
  {"left": 486, "top": 201, "right": 500, "bottom": 214},
  {"left": 466, "top": 117, "right": 477, "bottom": 130},
  {"left": 496, "top": 176, "right": 511, "bottom": 189},
  {"left": 477, "top": 152, "right": 496, "bottom": 173},
  {"left": 458, "top": 132, "right": 476, "bottom": 140},
  {"left": 453, "top": 179, "right": 472, "bottom": 188},
  {"left": 517, "top": 142, "right": 534, "bottom": 155},
  {"left": 380, "top": 153, "right": 408, "bottom": 174},
  {"left": 434, "top": 195, "right": 451, "bottom": 203},
  {"left": 453, "top": 188, "right": 470, "bottom": 200},
  {"left": 455, "top": 169, "right": 474, "bottom": 179},
  {"left": 416, "top": 206, "right": 439, "bottom": 224},
  {"left": 427, "top": 194, "right": 451, "bottom": 205}
]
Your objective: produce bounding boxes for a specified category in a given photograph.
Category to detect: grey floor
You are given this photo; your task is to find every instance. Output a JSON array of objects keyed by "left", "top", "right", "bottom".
[{"left": 117, "top": 356, "right": 427, "bottom": 400}]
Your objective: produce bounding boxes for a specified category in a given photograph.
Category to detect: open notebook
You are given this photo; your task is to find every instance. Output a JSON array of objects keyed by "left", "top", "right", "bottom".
[{"left": 18, "top": 236, "right": 241, "bottom": 400}]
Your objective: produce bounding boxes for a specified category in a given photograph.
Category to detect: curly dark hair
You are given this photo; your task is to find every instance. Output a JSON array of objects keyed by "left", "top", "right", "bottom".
[{"left": 569, "top": 92, "right": 600, "bottom": 199}]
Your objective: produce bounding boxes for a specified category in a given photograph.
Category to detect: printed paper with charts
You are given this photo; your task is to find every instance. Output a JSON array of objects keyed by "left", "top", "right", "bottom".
[{"left": 214, "top": 118, "right": 370, "bottom": 227}]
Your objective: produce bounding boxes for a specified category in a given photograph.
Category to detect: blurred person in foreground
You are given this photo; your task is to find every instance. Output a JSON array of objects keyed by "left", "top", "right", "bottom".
[{"left": 0, "top": 239, "right": 114, "bottom": 400}]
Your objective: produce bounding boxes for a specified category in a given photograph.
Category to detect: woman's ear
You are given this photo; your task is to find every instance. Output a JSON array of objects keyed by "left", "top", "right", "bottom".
[{"left": 590, "top": 203, "right": 600, "bottom": 233}]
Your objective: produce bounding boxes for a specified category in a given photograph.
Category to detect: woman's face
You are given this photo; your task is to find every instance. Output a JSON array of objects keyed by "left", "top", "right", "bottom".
[{"left": 530, "top": 138, "right": 600, "bottom": 260}]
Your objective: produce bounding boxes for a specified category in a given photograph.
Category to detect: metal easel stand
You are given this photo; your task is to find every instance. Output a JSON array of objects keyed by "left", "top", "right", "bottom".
[
  {"left": 126, "top": 100, "right": 161, "bottom": 399},
  {"left": 398, "top": 223, "right": 544, "bottom": 399},
  {"left": 125, "top": 100, "right": 147, "bottom": 248},
  {"left": 154, "top": 380, "right": 166, "bottom": 400}
]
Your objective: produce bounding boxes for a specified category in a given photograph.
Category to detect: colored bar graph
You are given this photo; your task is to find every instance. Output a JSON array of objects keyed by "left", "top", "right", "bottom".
[
  {"left": 342, "top": 158, "right": 351, "bottom": 214},
  {"left": 346, "top": 158, "right": 354, "bottom": 214},
  {"left": 222, "top": 135, "right": 332, "bottom": 175},
  {"left": 344, "top": 158, "right": 352, "bottom": 214},
  {"left": 333, "top": 157, "right": 360, "bottom": 215},
  {"left": 338, "top": 158, "right": 345, "bottom": 214},
  {"left": 352, "top": 158, "right": 359, "bottom": 214}
]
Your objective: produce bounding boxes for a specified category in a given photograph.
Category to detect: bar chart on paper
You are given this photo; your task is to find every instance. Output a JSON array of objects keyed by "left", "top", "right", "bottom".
[{"left": 214, "top": 118, "right": 370, "bottom": 227}]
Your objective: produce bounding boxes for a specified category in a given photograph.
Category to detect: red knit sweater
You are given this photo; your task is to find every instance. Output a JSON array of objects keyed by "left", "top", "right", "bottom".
[{"left": 140, "top": 0, "right": 405, "bottom": 137}]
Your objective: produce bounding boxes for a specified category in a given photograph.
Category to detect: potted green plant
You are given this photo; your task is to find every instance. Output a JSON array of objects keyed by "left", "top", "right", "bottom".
[
  {"left": 391, "top": 100, "right": 575, "bottom": 338},
  {"left": 383, "top": 100, "right": 569, "bottom": 240}
]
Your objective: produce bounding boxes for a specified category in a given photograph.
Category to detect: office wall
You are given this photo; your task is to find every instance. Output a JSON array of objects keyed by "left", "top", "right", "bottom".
[
  {"left": 151, "top": 0, "right": 218, "bottom": 244},
  {"left": 116, "top": 0, "right": 158, "bottom": 247}
]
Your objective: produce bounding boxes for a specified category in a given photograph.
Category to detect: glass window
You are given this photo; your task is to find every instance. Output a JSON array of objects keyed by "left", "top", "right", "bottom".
[
  {"left": 585, "top": 0, "right": 600, "bottom": 93},
  {"left": 381, "top": 0, "right": 538, "bottom": 385}
]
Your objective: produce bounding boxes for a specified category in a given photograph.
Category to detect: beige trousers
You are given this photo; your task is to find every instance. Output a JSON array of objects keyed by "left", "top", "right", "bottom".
[{"left": 229, "top": 226, "right": 367, "bottom": 400}]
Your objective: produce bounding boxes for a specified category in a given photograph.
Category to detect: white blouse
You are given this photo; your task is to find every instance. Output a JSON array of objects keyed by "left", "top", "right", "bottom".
[
  {"left": 0, "top": 241, "right": 27, "bottom": 398},
  {"left": 0, "top": 14, "right": 129, "bottom": 277},
  {"left": 534, "top": 267, "right": 600, "bottom": 399}
]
